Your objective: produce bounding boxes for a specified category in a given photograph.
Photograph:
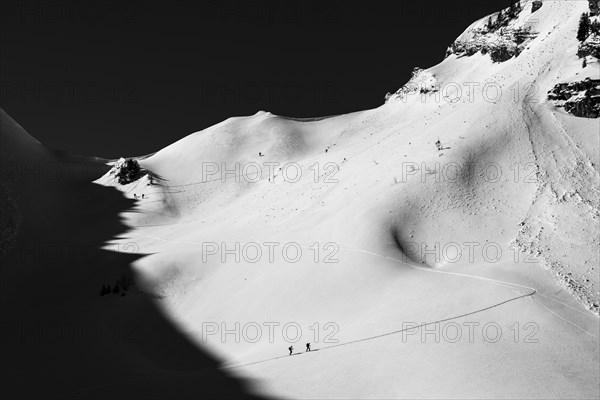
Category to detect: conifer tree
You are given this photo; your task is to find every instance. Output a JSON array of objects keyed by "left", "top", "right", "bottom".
[
  {"left": 496, "top": 9, "right": 504, "bottom": 26},
  {"left": 577, "top": 13, "right": 591, "bottom": 42}
]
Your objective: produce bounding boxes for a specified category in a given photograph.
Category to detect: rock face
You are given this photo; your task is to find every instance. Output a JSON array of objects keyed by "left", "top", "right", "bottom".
[
  {"left": 445, "top": 4, "right": 536, "bottom": 63},
  {"left": 110, "top": 157, "right": 146, "bottom": 185},
  {"left": 577, "top": 35, "right": 600, "bottom": 58},
  {"left": 547, "top": 78, "right": 600, "bottom": 118},
  {"left": 565, "top": 94, "right": 600, "bottom": 118},
  {"left": 532, "top": 0, "right": 543, "bottom": 13},
  {"left": 447, "top": 27, "right": 535, "bottom": 62}
]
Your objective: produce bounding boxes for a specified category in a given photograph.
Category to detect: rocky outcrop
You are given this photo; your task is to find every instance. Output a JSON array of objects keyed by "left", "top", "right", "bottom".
[
  {"left": 445, "top": 3, "right": 537, "bottom": 63},
  {"left": 577, "top": 36, "right": 600, "bottom": 58},
  {"left": 548, "top": 78, "right": 600, "bottom": 118},
  {"left": 447, "top": 26, "right": 535, "bottom": 62},
  {"left": 110, "top": 157, "right": 146, "bottom": 185},
  {"left": 385, "top": 68, "right": 438, "bottom": 103}
]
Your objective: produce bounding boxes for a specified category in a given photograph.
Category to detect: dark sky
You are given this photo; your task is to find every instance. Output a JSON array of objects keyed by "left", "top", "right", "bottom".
[{"left": 1, "top": 0, "right": 509, "bottom": 158}]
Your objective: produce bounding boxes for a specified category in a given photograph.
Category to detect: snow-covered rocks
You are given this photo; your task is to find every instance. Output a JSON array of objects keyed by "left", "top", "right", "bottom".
[
  {"left": 445, "top": 2, "right": 537, "bottom": 63},
  {"left": 578, "top": 29, "right": 600, "bottom": 59},
  {"left": 548, "top": 78, "right": 600, "bottom": 118},
  {"left": 447, "top": 25, "right": 536, "bottom": 62},
  {"left": 106, "top": 157, "right": 146, "bottom": 185},
  {"left": 385, "top": 67, "right": 438, "bottom": 103}
]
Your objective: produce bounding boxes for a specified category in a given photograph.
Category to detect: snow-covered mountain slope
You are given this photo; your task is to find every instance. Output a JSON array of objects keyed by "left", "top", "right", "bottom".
[
  {"left": 94, "top": 1, "right": 600, "bottom": 398},
  {"left": 5, "top": 0, "right": 596, "bottom": 398}
]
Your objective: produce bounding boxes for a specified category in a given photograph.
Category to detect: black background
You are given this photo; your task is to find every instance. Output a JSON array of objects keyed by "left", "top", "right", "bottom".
[{"left": 1, "top": 0, "right": 509, "bottom": 158}]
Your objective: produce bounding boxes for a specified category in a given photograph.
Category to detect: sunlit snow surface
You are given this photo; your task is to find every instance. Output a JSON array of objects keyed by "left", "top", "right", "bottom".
[{"left": 91, "top": 0, "right": 599, "bottom": 398}]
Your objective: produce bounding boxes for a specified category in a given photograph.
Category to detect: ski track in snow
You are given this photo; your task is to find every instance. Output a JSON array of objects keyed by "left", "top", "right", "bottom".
[
  {"left": 129, "top": 230, "right": 598, "bottom": 357},
  {"left": 54, "top": 230, "right": 596, "bottom": 399}
]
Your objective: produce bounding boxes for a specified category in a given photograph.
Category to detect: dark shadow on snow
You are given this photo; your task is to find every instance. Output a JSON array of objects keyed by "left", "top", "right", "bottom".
[{"left": 0, "top": 110, "right": 268, "bottom": 399}]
